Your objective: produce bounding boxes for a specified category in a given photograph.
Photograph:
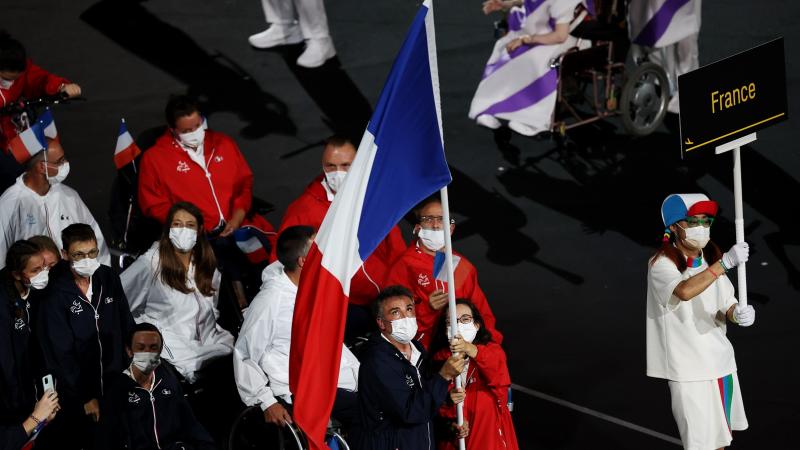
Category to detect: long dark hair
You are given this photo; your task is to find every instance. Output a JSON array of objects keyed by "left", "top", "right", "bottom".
[
  {"left": 650, "top": 226, "right": 722, "bottom": 272},
  {"left": 430, "top": 299, "right": 493, "bottom": 355},
  {"left": 158, "top": 202, "right": 217, "bottom": 297},
  {"left": 2, "top": 240, "right": 41, "bottom": 320}
]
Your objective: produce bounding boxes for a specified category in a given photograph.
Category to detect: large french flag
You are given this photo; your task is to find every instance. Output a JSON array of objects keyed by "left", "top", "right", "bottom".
[
  {"left": 114, "top": 119, "right": 142, "bottom": 169},
  {"left": 289, "top": 0, "right": 452, "bottom": 447},
  {"left": 8, "top": 122, "right": 46, "bottom": 164}
]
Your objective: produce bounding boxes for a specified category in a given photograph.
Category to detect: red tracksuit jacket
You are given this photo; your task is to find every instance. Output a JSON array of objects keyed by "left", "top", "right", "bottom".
[
  {"left": 0, "top": 59, "right": 69, "bottom": 151},
  {"left": 384, "top": 243, "right": 503, "bottom": 348},
  {"left": 138, "top": 129, "right": 271, "bottom": 232},
  {"left": 273, "top": 174, "right": 407, "bottom": 305}
]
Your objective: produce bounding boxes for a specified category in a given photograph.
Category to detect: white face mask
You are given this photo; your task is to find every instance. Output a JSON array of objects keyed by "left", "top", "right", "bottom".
[
  {"left": 169, "top": 227, "right": 197, "bottom": 252},
  {"left": 178, "top": 127, "right": 205, "bottom": 148},
  {"left": 446, "top": 322, "right": 479, "bottom": 343},
  {"left": 27, "top": 269, "right": 50, "bottom": 290},
  {"left": 679, "top": 224, "right": 710, "bottom": 249},
  {"left": 389, "top": 317, "right": 418, "bottom": 344},
  {"left": 417, "top": 228, "right": 445, "bottom": 252},
  {"left": 0, "top": 78, "right": 13, "bottom": 89},
  {"left": 72, "top": 257, "right": 100, "bottom": 278},
  {"left": 324, "top": 170, "right": 347, "bottom": 194},
  {"left": 131, "top": 352, "right": 161, "bottom": 375},
  {"left": 47, "top": 162, "right": 70, "bottom": 185}
]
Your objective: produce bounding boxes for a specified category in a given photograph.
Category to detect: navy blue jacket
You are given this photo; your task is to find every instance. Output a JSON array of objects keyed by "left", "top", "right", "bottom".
[
  {"left": 37, "top": 262, "right": 135, "bottom": 405},
  {"left": 104, "top": 365, "right": 216, "bottom": 450},
  {"left": 353, "top": 334, "right": 449, "bottom": 450},
  {"left": 0, "top": 272, "right": 35, "bottom": 424}
]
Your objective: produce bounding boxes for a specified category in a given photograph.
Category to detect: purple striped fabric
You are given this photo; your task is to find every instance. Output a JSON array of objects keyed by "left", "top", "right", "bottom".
[
  {"left": 633, "top": 0, "right": 691, "bottom": 47},
  {"left": 478, "top": 68, "right": 558, "bottom": 116},
  {"left": 481, "top": 42, "right": 544, "bottom": 79}
]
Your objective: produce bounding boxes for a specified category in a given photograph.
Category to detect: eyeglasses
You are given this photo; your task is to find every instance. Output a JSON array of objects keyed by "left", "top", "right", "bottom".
[
  {"left": 684, "top": 217, "right": 715, "bottom": 228},
  {"left": 447, "top": 314, "right": 474, "bottom": 326},
  {"left": 419, "top": 215, "right": 455, "bottom": 226},
  {"left": 69, "top": 249, "right": 99, "bottom": 261}
]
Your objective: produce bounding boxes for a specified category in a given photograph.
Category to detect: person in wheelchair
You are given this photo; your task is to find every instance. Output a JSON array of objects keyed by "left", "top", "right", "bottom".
[
  {"left": 120, "top": 202, "right": 234, "bottom": 384},
  {"left": 137, "top": 95, "right": 275, "bottom": 281},
  {"left": 233, "top": 226, "right": 359, "bottom": 429},
  {"left": 629, "top": 0, "right": 701, "bottom": 113},
  {"left": 104, "top": 322, "right": 217, "bottom": 450},
  {"left": 469, "top": 0, "right": 589, "bottom": 136}
]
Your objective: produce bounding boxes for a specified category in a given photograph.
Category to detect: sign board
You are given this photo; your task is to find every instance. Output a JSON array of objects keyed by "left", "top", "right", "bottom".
[{"left": 678, "top": 38, "right": 788, "bottom": 158}]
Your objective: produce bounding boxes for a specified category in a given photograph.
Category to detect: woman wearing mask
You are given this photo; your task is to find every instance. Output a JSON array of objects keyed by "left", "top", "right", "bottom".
[
  {"left": 647, "top": 194, "right": 754, "bottom": 450},
  {"left": 121, "top": 202, "right": 234, "bottom": 384},
  {"left": 1, "top": 241, "right": 50, "bottom": 432},
  {"left": 431, "top": 299, "right": 518, "bottom": 450}
]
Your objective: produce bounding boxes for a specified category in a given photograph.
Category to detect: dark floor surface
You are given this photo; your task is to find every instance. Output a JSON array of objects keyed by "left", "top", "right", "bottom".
[{"left": 3, "top": 0, "right": 799, "bottom": 448}]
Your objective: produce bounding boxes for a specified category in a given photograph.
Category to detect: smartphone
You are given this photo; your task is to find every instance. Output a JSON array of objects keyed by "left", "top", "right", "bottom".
[{"left": 42, "top": 374, "right": 54, "bottom": 393}]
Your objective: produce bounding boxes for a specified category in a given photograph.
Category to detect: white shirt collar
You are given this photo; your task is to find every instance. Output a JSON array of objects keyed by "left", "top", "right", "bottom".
[
  {"left": 381, "top": 333, "right": 421, "bottom": 365},
  {"left": 320, "top": 179, "right": 335, "bottom": 202}
]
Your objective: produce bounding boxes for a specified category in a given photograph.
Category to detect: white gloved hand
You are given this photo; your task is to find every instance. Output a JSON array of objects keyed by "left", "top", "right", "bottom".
[
  {"left": 722, "top": 242, "right": 750, "bottom": 270},
  {"left": 733, "top": 305, "right": 755, "bottom": 327}
]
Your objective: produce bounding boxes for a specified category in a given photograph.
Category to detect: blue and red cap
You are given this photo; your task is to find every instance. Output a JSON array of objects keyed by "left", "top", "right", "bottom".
[{"left": 660, "top": 194, "right": 718, "bottom": 241}]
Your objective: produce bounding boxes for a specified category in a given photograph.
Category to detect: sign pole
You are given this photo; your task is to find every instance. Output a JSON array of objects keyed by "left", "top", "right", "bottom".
[
  {"left": 716, "top": 132, "right": 757, "bottom": 307},
  {"left": 439, "top": 186, "right": 466, "bottom": 450}
]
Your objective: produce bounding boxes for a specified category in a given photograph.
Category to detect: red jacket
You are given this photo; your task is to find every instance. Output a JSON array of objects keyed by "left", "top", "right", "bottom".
[
  {"left": 435, "top": 343, "right": 519, "bottom": 450},
  {"left": 274, "top": 174, "right": 407, "bottom": 305},
  {"left": 384, "top": 243, "right": 502, "bottom": 348},
  {"left": 138, "top": 129, "right": 271, "bottom": 233},
  {"left": 0, "top": 60, "right": 69, "bottom": 151}
]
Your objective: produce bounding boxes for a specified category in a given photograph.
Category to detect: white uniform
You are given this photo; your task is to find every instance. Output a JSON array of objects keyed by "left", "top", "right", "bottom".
[
  {"left": 0, "top": 174, "right": 110, "bottom": 268},
  {"left": 629, "top": 0, "right": 702, "bottom": 113},
  {"left": 647, "top": 255, "right": 748, "bottom": 450},
  {"left": 259, "top": 0, "right": 330, "bottom": 40},
  {"left": 469, "top": 0, "right": 584, "bottom": 134},
  {"left": 121, "top": 243, "right": 234, "bottom": 382},
  {"left": 233, "top": 261, "right": 359, "bottom": 410}
]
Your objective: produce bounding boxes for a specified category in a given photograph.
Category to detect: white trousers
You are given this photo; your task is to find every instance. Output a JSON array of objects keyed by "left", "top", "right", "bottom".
[{"left": 259, "top": 0, "right": 330, "bottom": 39}]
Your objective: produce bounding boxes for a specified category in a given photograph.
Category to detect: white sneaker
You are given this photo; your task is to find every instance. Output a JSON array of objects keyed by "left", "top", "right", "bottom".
[
  {"left": 508, "top": 120, "right": 541, "bottom": 137},
  {"left": 248, "top": 24, "right": 303, "bottom": 49},
  {"left": 296, "top": 38, "right": 336, "bottom": 68},
  {"left": 476, "top": 114, "right": 501, "bottom": 129}
]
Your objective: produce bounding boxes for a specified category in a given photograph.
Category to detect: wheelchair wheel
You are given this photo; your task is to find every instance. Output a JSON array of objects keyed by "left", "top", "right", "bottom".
[
  {"left": 228, "top": 406, "right": 307, "bottom": 450},
  {"left": 620, "top": 62, "right": 670, "bottom": 136}
]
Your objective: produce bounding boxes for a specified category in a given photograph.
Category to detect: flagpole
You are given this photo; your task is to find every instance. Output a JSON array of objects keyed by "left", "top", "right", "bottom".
[{"left": 440, "top": 186, "right": 466, "bottom": 450}]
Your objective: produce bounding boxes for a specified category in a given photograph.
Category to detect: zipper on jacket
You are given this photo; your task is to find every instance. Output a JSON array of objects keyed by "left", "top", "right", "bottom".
[
  {"left": 201, "top": 147, "right": 226, "bottom": 226},
  {"left": 135, "top": 377, "right": 163, "bottom": 449},
  {"left": 80, "top": 284, "right": 105, "bottom": 395}
]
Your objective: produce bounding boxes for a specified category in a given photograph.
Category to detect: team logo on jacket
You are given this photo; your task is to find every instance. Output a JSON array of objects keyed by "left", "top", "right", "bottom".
[
  {"left": 417, "top": 273, "right": 430, "bottom": 287},
  {"left": 176, "top": 161, "right": 190, "bottom": 173},
  {"left": 213, "top": 155, "right": 224, "bottom": 163},
  {"left": 14, "top": 318, "right": 25, "bottom": 330},
  {"left": 25, "top": 213, "right": 36, "bottom": 225},
  {"left": 405, "top": 374, "right": 415, "bottom": 388},
  {"left": 128, "top": 392, "right": 141, "bottom": 404},
  {"left": 70, "top": 300, "right": 83, "bottom": 315},
  {"left": 104, "top": 297, "right": 114, "bottom": 304},
  {"left": 161, "top": 388, "right": 172, "bottom": 397}
]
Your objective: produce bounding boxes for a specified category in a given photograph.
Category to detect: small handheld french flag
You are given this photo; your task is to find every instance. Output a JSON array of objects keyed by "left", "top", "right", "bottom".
[
  {"left": 114, "top": 119, "right": 142, "bottom": 170},
  {"left": 39, "top": 109, "right": 58, "bottom": 140},
  {"left": 8, "top": 122, "right": 46, "bottom": 164},
  {"left": 433, "top": 251, "right": 461, "bottom": 282},
  {"left": 233, "top": 226, "right": 271, "bottom": 264}
]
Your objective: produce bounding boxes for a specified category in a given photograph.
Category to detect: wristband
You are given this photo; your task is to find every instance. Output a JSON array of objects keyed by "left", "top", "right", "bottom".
[
  {"left": 719, "top": 259, "right": 729, "bottom": 272},
  {"left": 707, "top": 266, "right": 721, "bottom": 279},
  {"left": 29, "top": 415, "right": 41, "bottom": 425}
]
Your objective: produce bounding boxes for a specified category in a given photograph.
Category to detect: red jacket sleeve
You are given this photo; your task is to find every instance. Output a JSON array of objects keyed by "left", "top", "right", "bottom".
[
  {"left": 230, "top": 140, "right": 253, "bottom": 214},
  {"left": 473, "top": 342, "right": 512, "bottom": 404},
  {"left": 466, "top": 270, "right": 504, "bottom": 344},
  {"left": 22, "top": 61, "right": 69, "bottom": 97},
  {"left": 137, "top": 151, "right": 171, "bottom": 224}
]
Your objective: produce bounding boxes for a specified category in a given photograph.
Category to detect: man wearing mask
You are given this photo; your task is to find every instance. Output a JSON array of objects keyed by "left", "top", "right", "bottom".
[
  {"left": 385, "top": 196, "right": 502, "bottom": 349},
  {"left": 36, "top": 224, "right": 134, "bottom": 450},
  {"left": 274, "top": 136, "right": 406, "bottom": 322},
  {"left": 234, "top": 226, "right": 360, "bottom": 428},
  {"left": 104, "top": 322, "right": 216, "bottom": 450},
  {"left": 0, "top": 139, "right": 110, "bottom": 269},
  {"left": 353, "top": 285, "right": 468, "bottom": 450},
  {"left": 138, "top": 95, "right": 274, "bottom": 278}
]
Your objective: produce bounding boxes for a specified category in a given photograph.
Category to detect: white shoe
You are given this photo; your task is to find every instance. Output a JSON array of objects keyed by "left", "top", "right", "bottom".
[
  {"left": 508, "top": 120, "right": 541, "bottom": 137},
  {"left": 296, "top": 38, "right": 336, "bottom": 68},
  {"left": 476, "top": 114, "right": 501, "bottom": 129},
  {"left": 248, "top": 25, "right": 303, "bottom": 49}
]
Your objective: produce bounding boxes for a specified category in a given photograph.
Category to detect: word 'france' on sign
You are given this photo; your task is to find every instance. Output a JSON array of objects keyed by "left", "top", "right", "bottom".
[{"left": 677, "top": 38, "right": 788, "bottom": 158}]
